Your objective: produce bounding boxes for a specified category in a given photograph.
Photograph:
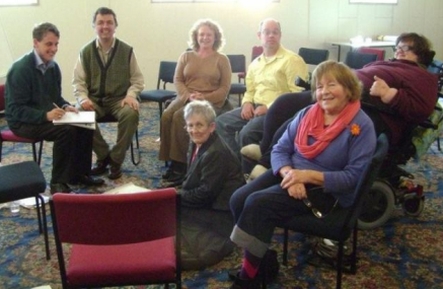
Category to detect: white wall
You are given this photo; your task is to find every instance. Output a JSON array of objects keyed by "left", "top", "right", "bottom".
[{"left": 0, "top": 0, "right": 442, "bottom": 100}]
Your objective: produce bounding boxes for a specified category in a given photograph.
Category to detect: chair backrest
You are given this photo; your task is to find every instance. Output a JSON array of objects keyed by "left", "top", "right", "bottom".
[
  {"left": 251, "top": 46, "right": 263, "bottom": 62},
  {"left": 51, "top": 188, "right": 178, "bottom": 245},
  {"left": 0, "top": 84, "right": 5, "bottom": 112},
  {"left": 158, "top": 61, "right": 177, "bottom": 90},
  {"left": 356, "top": 47, "right": 385, "bottom": 61},
  {"left": 298, "top": 47, "right": 330, "bottom": 66},
  {"left": 344, "top": 51, "right": 379, "bottom": 69},
  {"left": 227, "top": 54, "right": 246, "bottom": 74},
  {"left": 347, "top": 133, "right": 389, "bottom": 228}
]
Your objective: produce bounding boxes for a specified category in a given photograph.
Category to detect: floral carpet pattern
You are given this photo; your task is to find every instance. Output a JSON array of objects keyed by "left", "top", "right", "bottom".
[{"left": 1, "top": 102, "right": 443, "bottom": 289}]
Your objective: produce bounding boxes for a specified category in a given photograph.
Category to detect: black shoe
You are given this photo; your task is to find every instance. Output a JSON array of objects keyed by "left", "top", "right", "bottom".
[
  {"left": 73, "top": 175, "right": 105, "bottom": 186},
  {"left": 50, "top": 183, "right": 72, "bottom": 195},
  {"left": 228, "top": 249, "right": 279, "bottom": 284},
  {"left": 108, "top": 161, "right": 122, "bottom": 180},
  {"left": 91, "top": 156, "right": 110, "bottom": 176},
  {"left": 162, "top": 166, "right": 174, "bottom": 179}
]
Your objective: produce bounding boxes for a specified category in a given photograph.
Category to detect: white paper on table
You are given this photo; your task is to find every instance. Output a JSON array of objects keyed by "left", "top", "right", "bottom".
[{"left": 103, "top": 182, "right": 151, "bottom": 195}]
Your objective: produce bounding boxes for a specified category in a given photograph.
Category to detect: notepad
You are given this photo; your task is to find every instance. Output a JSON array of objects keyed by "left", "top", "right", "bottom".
[
  {"left": 53, "top": 111, "right": 96, "bottom": 130},
  {"left": 103, "top": 182, "right": 151, "bottom": 195}
]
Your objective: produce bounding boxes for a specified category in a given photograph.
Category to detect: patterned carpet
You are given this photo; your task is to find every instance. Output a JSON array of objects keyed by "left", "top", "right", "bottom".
[{"left": 1, "top": 101, "right": 443, "bottom": 289}]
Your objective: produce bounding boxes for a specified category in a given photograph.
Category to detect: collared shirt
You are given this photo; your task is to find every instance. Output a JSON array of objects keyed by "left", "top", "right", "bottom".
[
  {"left": 34, "top": 50, "right": 55, "bottom": 74},
  {"left": 72, "top": 37, "right": 145, "bottom": 105},
  {"left": 242, "top": 45, "right": 308, "bottom": 108}
]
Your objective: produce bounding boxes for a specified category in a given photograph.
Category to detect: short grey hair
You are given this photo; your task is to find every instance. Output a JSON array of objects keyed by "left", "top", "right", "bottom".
[{"left": 183, "top": 100, "right": 216, "bottom": 124}]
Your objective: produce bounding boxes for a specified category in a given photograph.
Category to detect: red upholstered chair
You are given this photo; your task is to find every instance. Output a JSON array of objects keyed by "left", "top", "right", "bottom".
[
  {"left": 0, "top": 84, "right": 44, "bottom": 165},
  {"left": 50, "top": 188, "right": 181, "bottom": 289}
]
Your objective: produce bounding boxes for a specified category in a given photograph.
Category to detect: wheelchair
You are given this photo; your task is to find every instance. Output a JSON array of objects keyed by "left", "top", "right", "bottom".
[{"left": 357, "top": 104, "right": 442, "bottom": 230}]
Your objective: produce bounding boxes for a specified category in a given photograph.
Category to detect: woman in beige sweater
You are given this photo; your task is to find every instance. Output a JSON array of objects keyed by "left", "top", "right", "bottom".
[{"left": 159, "top": 19, "right": 232, "bottom": 186}]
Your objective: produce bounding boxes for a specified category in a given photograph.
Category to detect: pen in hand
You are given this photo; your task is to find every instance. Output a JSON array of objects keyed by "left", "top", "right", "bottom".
[{"left": 52, "top": 102, "right": 66, "bottom": 120}]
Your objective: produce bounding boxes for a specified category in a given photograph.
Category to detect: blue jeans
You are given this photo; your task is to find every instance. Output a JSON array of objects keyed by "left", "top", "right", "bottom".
[{"left": 229, "top": 169, "right": 311, "bottom": 257}]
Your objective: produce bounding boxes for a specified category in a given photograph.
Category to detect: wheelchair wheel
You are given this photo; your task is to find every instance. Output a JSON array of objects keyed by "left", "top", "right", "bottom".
[
  {"left": 358, "top": 180, "right": 395, "bottom": 230},
  {"left": 402, "top": 195, "right": 424, "bottom": 217}
]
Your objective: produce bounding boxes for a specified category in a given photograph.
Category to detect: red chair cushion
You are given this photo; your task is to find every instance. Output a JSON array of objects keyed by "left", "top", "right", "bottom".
[
  {"left": 67, "top": 237, "right": 176, "bottom": 286},
  {"left": 0, "top": 130, "right": 37, "bottom": 143}
]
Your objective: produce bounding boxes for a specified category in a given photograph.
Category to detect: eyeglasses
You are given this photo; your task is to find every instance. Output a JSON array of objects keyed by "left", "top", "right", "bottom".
[
  {"left": 184, "top": 123, "right": 207, "bottom": 132},
  {"left": 261, "top": 29, "right": 281, "bottom": 36},
  {"left": 303, "top": 197, "right": 338, "bottom": 218},
  {"left": 395, "top": 45, "right": 413, "bottom": 52}
]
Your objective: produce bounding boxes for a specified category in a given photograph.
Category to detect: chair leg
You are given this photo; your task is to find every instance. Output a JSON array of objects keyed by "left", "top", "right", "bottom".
[
  {"left": 336, "top": 240, "right": 344, "bottom": 289},
  {"left": 31, "top": 140, "right": 44, "bottom": 165},
  {"left": 31, "top": 143, "right": 38, "bottom": 164},
  {"left": 159, "top": 102, "right": 163, "bottom": 118},
  {"left": 35, "top": 195, "right": 43, "bottom": 234},
  {"left": 0, "top": 140, "right": 3, "bottom": 163},
  {"left": 350, "top": 228, "right": 358, "bottom": 274},
  {"left": 130, "top": 129, "right": 140, "bottom": 166},
  {"left": 283, "top": 228, "right": 289, "bottom": 266},
  {"left": 37, "top": 141, "right": 43, "bottom": 165},
  {"left": 37, "top": 194, "right": 50, "bottom": 260}
]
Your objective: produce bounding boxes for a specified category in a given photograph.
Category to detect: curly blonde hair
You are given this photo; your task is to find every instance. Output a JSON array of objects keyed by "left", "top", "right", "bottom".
[{"left": 188, "top": 19, "right": 225, "bottom": 52}]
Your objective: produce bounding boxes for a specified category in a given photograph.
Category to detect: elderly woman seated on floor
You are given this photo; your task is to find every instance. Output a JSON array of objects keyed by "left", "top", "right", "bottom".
[{"left": 179, "top": 100, "right": 245, "bottom": 270}]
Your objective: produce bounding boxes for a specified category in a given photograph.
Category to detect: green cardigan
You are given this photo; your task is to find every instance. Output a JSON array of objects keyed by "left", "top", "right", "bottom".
[{"left": 5, "top": 51, "right": 69, "bottom": 129}]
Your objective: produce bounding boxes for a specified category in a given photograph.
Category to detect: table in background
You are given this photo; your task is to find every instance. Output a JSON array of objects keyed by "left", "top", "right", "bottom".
[{"left": 331, "top": 41, "right": 396, "bottom": 61}]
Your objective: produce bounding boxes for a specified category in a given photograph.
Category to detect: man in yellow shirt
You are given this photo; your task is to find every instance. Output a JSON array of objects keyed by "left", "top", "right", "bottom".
[{"left": 215, "top": 18, "right": 308, "bottom": 168}]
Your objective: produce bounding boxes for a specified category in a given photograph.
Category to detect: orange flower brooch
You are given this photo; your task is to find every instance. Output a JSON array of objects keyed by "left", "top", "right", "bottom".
[{"left": 350, "top": 123, "right": 360, "bottom": 136}]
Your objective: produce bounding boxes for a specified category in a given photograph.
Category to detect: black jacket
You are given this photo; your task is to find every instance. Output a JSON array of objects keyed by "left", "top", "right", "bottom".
[{"left": 180, "top": 133, "right": 245, "bottom": 211}]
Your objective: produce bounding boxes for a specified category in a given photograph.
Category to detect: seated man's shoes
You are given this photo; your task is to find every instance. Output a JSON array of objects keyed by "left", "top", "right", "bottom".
[
  {"left": 240, "top": 144, "right": 262, "bottom": 161},
  {"left": 74, "top": 175, "right": 105, "bottom": 186},
  {"left": 50, "top": 183, "right": 72, "bottom": 195},
  {"left": 91, "top": 155, "right": 110, "bottom": 175},
  {"left": 109, "top": 161, "right": 122, "bottom": 180}
]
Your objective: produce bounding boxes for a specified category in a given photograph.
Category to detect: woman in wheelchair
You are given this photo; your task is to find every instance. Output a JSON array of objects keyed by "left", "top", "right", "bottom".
[
  {"left": 228, "top": 61, "right": 377, "bottom": 289},
  {"left": 242, "top": 32, "right": 438, "bottom": 181}
]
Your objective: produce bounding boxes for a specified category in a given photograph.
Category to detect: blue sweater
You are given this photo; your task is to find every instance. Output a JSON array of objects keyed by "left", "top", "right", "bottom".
[{"left": 271, "top": 105, "right": 376, "bottom": 207}]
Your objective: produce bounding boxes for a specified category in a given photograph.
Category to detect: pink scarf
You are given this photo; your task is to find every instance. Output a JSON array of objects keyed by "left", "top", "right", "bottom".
[{"left": 295, "top": 101, "right": 361, "bottom": 159}]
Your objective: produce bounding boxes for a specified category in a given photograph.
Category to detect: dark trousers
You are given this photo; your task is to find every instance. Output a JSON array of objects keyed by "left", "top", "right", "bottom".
[
  {"left": 11, "top": 122, "right": 93, "bottom": 183},
  {"left": 230, "top": 169, "right": 311, "bottom": 244}
]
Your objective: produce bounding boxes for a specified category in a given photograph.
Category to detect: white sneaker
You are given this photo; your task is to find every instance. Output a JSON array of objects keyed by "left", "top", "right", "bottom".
[
  {"left": 247, "top": 164, "right": 268, "bottom": 182},
  {"left": 240, "top": 144, "right": 262, "bottom": 161}
]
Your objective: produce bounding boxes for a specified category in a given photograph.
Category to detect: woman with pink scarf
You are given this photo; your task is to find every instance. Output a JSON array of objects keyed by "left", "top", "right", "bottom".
[{"left": 228, "top": 60, "right": 376, "bottom": 289}]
